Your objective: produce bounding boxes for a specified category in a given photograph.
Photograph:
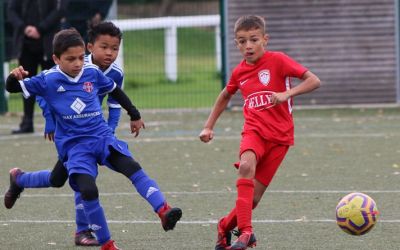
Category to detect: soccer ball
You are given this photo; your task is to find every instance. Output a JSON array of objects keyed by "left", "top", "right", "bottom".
[{"left": 335, "top": 192, "right": 379, "bottom": 235}]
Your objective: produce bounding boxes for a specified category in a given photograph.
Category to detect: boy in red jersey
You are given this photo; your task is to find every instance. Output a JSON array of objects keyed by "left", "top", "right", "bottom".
[{"left": 199, "top": 15, "right": 321, "bottom": 250}]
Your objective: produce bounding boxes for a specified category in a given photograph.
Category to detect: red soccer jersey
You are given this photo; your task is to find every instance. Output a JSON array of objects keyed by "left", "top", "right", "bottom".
[{"left": 226, "top": 51, "right": 308, "bottom": 145}]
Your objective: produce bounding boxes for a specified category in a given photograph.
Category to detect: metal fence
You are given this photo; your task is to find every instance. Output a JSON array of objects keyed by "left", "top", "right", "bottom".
[{"left": 113, "top": 14, "right": 221, "bottom": 109}]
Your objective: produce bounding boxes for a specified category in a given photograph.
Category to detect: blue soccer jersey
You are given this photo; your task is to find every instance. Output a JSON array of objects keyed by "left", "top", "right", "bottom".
[
  {"left": 20, "top": 64, "right": 116, "bottom": 159},
  {"left": 86, "top": 55, "right": 123, "bottom": 132},
  {"left": 37, "top": 56, "right": 124, "bottom": 133},
  {"left": 85, "top": 54, "right": 123, "bottom": 108}
]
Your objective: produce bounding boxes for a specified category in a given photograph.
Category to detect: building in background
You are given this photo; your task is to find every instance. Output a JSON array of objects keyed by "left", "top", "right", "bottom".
[{"left": 223, "top": 0, "right": 398, "bottom": 106}]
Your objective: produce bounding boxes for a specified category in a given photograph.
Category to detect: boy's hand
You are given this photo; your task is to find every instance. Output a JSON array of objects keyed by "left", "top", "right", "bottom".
[
  {"left": 44, "top": 118, "right": 55, "bottom": 142},
  {"left": 271, "top": 91, "right": 291, "bottom": 105},
  {"left": 44, "top": 132, "right": 55, "bottom": 142},
  {"left": 199, "top": 128, "right": 214, "bottom": 143},
  {"left": 130, "top": 119, "right": 145, "bottom": 137},
  {"left": 10, "top": 66, "right": 29, "bottom": 80}
]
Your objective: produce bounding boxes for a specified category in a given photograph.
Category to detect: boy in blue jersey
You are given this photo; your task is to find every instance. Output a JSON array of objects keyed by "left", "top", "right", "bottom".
[
  {"left": 11, "top": 22, "right": 125, "bottom": 246},
  {"left": 5, "top": 28, "right": 182, "bottom": 250}
]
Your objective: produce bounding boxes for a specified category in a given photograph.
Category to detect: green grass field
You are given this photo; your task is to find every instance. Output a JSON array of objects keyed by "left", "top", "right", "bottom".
[{"left": 1, "top": 107, "right": 400, "bottom": 249}]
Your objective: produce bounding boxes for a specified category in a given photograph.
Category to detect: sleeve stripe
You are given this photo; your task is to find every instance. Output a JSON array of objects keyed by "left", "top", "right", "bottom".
[
  {"left": 108, "top": 102, "right": 121, "bottom": 108},
  {"left": 112, "top": 64, "right": 124, "bottom": 75},
  {"left": 20, "top": 80, "right": 31, "bottom": 98}
]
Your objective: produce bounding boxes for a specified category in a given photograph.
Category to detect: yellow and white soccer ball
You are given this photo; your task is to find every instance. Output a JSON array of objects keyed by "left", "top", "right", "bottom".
[{"left": 335, "top": 192, "right": 379, "bottom": 235}]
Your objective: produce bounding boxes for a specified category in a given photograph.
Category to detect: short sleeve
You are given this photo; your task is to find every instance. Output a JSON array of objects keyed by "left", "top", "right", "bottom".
[
  {"left": 97, "top": 69, "right": 123, "bottom": 108},
  {"left": 96, "top": 69, "right": 116, "bottom": 95},
  {"left": 225, "top": 69, "right": 239, "bottom": 95},
  {"left": 115, "top": 72, "right": 124, "bottom": 89},
  {"left": 279, "top": 53, "right": 308, "bottom": 79}
]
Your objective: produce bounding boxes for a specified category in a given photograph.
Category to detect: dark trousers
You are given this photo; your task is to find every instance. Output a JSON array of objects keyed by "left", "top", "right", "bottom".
[{"left": 17, "top": 43, "right": 54, "bottom": 130}]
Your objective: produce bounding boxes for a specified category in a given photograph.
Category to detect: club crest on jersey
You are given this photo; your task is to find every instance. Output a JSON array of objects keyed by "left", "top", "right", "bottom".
[
  {"left": 258, "top": 70, "right": 270, "bottom": 86},
  {"left": 83, "top": 82, "right": 93, "bottom": 93}
]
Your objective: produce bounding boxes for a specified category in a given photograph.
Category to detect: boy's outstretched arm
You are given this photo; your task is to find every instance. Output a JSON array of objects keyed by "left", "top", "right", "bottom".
[
  {"left": 272, "top": 71, "right": 321, "bottom": 105},
  {"left": 199, "top": 88, "right": 232, "bottom": 143},
  {"left": 109, "top": 86, "right": 145, "bottom": 137},
  {"left": 6, "top": 66, "right": 29, "bottom": 92}
]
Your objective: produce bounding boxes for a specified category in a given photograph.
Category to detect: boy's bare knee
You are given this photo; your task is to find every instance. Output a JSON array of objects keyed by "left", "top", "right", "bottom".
[{"left": 238, "top": 160, "right": 255, "bottom": 177}]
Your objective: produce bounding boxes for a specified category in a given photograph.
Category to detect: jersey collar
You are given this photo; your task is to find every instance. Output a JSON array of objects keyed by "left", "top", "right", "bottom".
[
  {"left": 56, "top": 65, "right": 84, "bottom": 83},
  {"left": 87, "top": 54, "right": 113, "bottom": 75}
]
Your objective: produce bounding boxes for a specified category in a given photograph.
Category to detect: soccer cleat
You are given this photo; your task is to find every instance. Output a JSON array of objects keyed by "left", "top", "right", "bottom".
[
  {"left": 228, "top": 231, "right": 257, "bottom": 250},
  {"left": 157, "top": 203, "right": 182, "bottom": 231},
  {"left": 215, "top": 218, "right": 232, "bottom": 250},
  {"left": 4, "top": 168, "right": 24, "bottom": 209},
  {"left": 100, "top": 240, "right": 120, "bottom": 250},
  {"left": 75, "top": 229, "right": 100, "bottom": 246}
]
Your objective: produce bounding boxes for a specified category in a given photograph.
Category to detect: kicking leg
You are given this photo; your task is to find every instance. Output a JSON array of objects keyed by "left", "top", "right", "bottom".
[
  {"left": 4, "top": 160, "right": 67, "bottom": 209},
  {"left": 4, "top": 168, "right": 25, "bottom": 209},
  {"left": 107, "top": 148, "right": 182, "bottom": 231}
]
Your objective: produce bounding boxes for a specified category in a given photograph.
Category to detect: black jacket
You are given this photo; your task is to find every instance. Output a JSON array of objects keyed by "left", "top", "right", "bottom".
[
  {"left": 7, "top": 0, "right": 68, "bottom": 60},
  {"left": 62, "top": 0, "right": 112, "bottom": 39}
]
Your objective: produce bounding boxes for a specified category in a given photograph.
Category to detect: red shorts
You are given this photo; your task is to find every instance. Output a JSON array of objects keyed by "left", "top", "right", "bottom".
[{"left": 235, "top": 131, "right": 289, "bottom": 186}]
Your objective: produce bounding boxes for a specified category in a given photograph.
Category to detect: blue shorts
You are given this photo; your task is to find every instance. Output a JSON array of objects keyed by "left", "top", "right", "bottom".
[{"left": 65, "top": 136, "right": 132, "bottom": 191}]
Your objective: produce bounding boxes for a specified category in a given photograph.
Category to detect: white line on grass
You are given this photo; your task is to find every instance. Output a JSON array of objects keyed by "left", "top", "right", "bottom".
[
  {"left": 0, "top": 132, "right": 398, "bottom": 142},
  {"left": 1, "top": 219, "right": 400, "bottom": 224},
  {"left": 121, "top": 133, "right": 397, "bottom": 142},
  {"left": 16, "top": 189, "right": 400, "bottom": 198}
]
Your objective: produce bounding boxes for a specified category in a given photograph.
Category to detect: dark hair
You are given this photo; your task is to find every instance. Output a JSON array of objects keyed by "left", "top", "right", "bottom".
[
  {"left": 234, "top": 15, "right": 266, "bottom": 34},
  {"left": 87, "top": 21, "right": 122, "bottom": 44},
  {"left": 53, "top": 29, "right": 85, "bottom": 58}
]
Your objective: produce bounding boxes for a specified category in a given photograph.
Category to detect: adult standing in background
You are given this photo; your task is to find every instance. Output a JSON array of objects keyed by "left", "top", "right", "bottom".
[
  {"left": 7, "top": 0, "right": 68, "bottom": 134},
  {"left": 3, "top": 0, "right": 14, "bottom": 62},
  {"left": 62, "top": 0, "right": 112, "bottom": 43}
]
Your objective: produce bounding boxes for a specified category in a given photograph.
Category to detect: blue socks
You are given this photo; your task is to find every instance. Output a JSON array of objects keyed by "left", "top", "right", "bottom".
[
  {"left": 82, "top": 199, "right": 110, "bottom": 245},
  {"left": 74, "top": 192, "right": 90, "bottom": 233},
  {"left": 16, "top": 170, "right": 51, "bottom": 188},
  {"left": 16, "top": 171, "right": 92, "bottom": 236},
  {"left": 129, "top": 169, "right": 165, "bottom": 212}
]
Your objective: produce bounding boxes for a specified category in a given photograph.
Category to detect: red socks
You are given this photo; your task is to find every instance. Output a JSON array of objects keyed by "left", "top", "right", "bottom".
[
  {"left": 220, "top": 178, "right": 257, "bottom": 233},
  {"left": 221, "top": 207, "right": 237, "bottom": 232},
  {"left": 235, "top": 178, "right": 254, "bottom": 233}
]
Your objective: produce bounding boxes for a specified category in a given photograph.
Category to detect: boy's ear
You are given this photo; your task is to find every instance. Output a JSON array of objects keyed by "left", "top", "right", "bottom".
[
  {"left": 52, "top": 54, "right": 60, "bottom": 65},
  {"left": 87, "top": 43, "right": 93, "bottom": 53},
  {"left": 263, "top": 34, "right": 269, "bottom": 46},
  {"left": 234, "top": 39, "right": 239, "bottom": 47}
]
